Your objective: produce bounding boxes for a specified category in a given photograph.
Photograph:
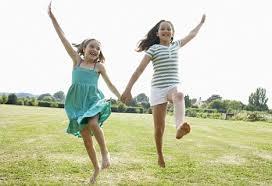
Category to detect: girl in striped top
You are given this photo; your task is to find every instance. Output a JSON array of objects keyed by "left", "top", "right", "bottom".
[{"left": 121, "top": 15, "right": 205, "bottom": 167}]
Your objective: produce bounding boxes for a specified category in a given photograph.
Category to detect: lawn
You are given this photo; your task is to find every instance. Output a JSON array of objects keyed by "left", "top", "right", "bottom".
[{"left": 0, "top": 105, "right": 272, "bottom": 185}]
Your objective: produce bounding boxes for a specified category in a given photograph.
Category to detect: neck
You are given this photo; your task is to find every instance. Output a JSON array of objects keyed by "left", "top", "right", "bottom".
[
  {"left": 159, "top": 40, "right": 171, "bottom": 46},
  {"left": 84, "top": 58, "right": 96, "bottom": 64}
]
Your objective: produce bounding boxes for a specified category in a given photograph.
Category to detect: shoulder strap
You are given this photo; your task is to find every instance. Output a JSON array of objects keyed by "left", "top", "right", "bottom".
[
  {"left": 77, "top": 59, "right": 83, "bottom": 67},
  {"left": 93, "top": 62, "right": 98, "bottom": 69}
]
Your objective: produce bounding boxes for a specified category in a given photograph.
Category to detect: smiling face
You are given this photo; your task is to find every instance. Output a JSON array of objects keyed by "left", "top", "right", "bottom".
[
  {"left": 83, "top": 40, "right": 101, "bottom": 62},
  {"left": 157, "top": 21, "right": 174, "bottom": 44}
]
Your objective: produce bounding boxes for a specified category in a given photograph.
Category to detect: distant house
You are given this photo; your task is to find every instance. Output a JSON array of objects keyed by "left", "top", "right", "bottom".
[{"left": 194, "top": 97, "right": 204, "bottom": 107}]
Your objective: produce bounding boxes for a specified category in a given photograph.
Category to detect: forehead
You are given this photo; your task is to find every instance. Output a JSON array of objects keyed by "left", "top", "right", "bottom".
[
  {"left": 87, "top": 40, "right": 101, "bottom": 47},
  {"left": 159, "top": 21, "right": 172, "bottom": 28}
]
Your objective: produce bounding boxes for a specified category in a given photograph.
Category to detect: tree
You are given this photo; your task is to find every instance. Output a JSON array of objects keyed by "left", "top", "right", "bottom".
[
  {"left": 132, "top": 93, "right": 150, "bottom": 111},
  {"left": 206, "top": 94, "right": 222, "bottom": 103},
  {"left": 42, "top": 96, "right": 54, "bottom": 102},
  {"left": 128, "top": 98, "right": 137, "bottom": 107},
  {"left": 184, "top": 95, "right": 192, "bottom": 108},
  {"left": 53, "top": 91, "right": 65, "bottom": 102},
  {"left": 208, "top": 99, "right": 226, "bottom": 112},
  {"left": 223, "top": 100, "right": 244, "bottom": 112},
  {"left": 135, "top": 93, "right": 149, "bottom": 103},
  {"left": 38, "top": 93, "right": 54, "bottom": 101},
  {"left": 7, "top": 93, "right": 17, "bottom": 104},
  {"left": 191, "top": 98, "right": 197, "bottom": 105},
  {"left": 117, "top": 102, "right": 127, "bottom": 112},
  {"left": 248, "top": 87, "right": 269, "bottom": 111},
  {"left": 2, "top": 94, "right": 8, "bottom": 104}
]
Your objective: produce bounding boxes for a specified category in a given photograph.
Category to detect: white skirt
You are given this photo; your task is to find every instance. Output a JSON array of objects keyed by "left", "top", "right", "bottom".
[{"left": 150, "top": 83, "right": 182, "bottom": 106}]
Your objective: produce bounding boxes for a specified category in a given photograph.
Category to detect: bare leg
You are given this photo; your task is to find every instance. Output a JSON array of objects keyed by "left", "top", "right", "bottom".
[
  {"left": 167, "top": 89, "right": 191, "bottom": 139},
  {"left": 88, "top": 116, "right": 110, "bottom": 169},
  {"left": 80, "top": 125, "right": 100, "bottom": 184},
  {"left": 152, "top": 103, "right": 167, "bottom": 168}
]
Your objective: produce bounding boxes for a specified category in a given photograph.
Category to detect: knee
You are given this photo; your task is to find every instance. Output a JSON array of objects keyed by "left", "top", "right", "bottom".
[
  {"left": 88, "top": 117, "right": 99, "bottom": 130},
  {"left": 173, "top": 92, "right": 184, "bottom": 101},
  {"left": 154, "top": 124, "right": 164, "bottom": 135},
  {"left": 80, "top": 127, "right": 90, "bottom": 139}
]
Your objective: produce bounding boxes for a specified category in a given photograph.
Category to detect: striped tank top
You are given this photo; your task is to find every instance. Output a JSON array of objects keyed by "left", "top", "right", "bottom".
[{"left": 146, "top": 40, "right": 181, "bottom": 88}]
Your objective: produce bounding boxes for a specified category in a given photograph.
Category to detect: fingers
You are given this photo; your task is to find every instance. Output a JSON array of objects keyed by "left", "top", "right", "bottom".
[
  {"left": 201, "top": 14, "right": 206, "bottom": 23},
  {"left": 120, "top": 93, "right": 132, "bottom": 105},
  {"left": 121, "top": 96, "right": 130, "bottom": 104},
  {"left": 120, "top": 94, "right": 125, "bottom": 103},
  {"left": 48, "top": 1, "right": 52, "bottom": 16}
]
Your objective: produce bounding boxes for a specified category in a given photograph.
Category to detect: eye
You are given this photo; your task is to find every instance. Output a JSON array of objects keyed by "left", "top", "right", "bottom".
[{"left": 89, "top": 44, "right": 95, "bottom": 49}]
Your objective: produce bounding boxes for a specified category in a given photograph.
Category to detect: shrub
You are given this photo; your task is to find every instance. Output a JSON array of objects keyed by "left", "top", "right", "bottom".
[
  {"left": 38, "top": 101, "right": 51, "bottom": 107},
  {"left": 50, "top": 102, "right": 59, "bottom": 108},
  {"left": 7, "top": 94, "right": 17, "bottom": 104},
  {"left": 16, "top": 99, "right": 24, "bottom": 105},
  {"left": 186, "top": 109, "right": 197, "bottom": 117},
  {"left": 147, "top": 108, "right": 152, "bottom": 114},
  {"left": 1, "top": 95, "right": 8, "bottom": 104},
  {"left": 117, "top": 103, "right": 127, "bottom": 113},
  {"left": 58, "top": 103, "right": 64, "bottom": 108},
  {"left": 111, "top": 105, "right": 119, "bottom": 112},
  {"left": 246, "top": 112, "right": 265, "bottom": 122},
  {"left": 126, "top": 107, "right": 143, "bottom": 113},
  {"left": 232, "top": 112, "right": 247, "bottom": 121},
  {"left": 24, "top": 98, "right": 38, "bottom": 106},
  {"left": 29, "top": 98, "right": 38, "bottom": 106}
]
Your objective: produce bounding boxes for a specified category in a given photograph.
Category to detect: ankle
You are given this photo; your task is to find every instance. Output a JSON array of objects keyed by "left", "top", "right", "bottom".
[{"left": 101, "top": 150, "right": 109, "bottom": 156}]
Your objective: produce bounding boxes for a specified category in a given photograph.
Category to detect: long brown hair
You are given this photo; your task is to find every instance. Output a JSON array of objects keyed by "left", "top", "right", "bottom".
[
  {"left": 73, "top": 39, "right": 105, "bottom": 63},
  {"left": 136, "top": 20, "right": 175, "bottom": 52}
]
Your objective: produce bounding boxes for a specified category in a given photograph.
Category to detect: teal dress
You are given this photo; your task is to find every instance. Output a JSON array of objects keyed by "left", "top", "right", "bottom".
[{"left": 65, "top": 62, "right": 111, "bottom": 137}]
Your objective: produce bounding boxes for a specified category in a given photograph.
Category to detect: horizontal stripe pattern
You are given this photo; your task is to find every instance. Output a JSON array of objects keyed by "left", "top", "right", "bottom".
[{"left": 146, "top": 41, "right": 181, "bottom": 88}]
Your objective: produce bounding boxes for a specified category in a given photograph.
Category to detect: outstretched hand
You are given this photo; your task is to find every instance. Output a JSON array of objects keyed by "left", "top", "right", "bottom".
[
  {"left": 120, "top": 90, "right": 133, "bottom": 105},
  {"left": 48, "top": 1, "right": 53, "bottom": 18},
  {"left": 200, "top": 14, "right": 206, "bottom": 24}
]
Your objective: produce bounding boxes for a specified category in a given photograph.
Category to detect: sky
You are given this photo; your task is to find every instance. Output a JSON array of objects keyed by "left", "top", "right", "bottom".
[{"left": 0, "top": 0, "right": 271, "bottom": 108}]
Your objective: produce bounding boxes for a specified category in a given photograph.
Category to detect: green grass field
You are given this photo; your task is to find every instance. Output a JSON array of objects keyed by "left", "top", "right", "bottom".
[{"left": 0, "top": 105, "right": 272, "bottom": 185}]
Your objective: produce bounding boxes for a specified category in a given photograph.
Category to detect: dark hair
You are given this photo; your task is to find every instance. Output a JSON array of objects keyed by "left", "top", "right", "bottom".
[
  {"left": 73, "top": 39, "right": 105, "bottom": 63},
  {"left": 136, "top": 20, "right": 175, "bottom": 52}
]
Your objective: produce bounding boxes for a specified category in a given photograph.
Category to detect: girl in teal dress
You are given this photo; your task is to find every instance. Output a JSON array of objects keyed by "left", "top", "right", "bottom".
[{"left": 48, "top": 2, "right": 121, "bottom": 184}]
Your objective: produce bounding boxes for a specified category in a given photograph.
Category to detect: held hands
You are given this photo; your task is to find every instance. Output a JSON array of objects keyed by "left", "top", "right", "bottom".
[{"left": 120, "top": 89, "right": 133, "bottom": 105}]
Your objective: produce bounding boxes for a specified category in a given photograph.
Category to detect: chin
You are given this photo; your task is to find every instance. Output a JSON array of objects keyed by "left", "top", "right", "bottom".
[{"left": 88, "top": 56, "right": 98, "bottom": 61}]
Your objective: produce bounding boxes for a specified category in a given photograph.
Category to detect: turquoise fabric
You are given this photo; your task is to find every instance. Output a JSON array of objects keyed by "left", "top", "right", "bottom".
[{"left": 64, "top": 66, "right": 111, "bottom": 137}]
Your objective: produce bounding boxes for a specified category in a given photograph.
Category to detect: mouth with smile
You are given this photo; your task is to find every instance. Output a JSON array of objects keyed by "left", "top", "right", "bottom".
[{"left": 89, "top": 51, "right": 98, "bottom": 57}]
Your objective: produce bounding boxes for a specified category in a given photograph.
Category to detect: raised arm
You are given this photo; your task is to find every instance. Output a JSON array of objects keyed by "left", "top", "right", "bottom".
[
  {"left": 98, "top": 63, "right": 121, "bottom": 100},
  {"left": 179, "top": 14, "right": 206, "bottom": 47},
  {"left": 121, "top": 54, "right": 151, "bottom": 104},
  {"left": 48, "top": 1, "right": 80, "bottom": 66}
]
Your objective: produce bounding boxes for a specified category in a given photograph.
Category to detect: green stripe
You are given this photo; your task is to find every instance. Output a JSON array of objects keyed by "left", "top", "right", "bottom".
[
  {"left": 152, "top": 77, "right": 179, "bottom": 83},
  {"left": 152, "top": 81, "right": 180, "bottom": 87}
]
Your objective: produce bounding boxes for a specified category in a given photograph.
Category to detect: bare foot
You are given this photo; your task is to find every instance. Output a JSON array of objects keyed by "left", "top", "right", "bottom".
[
  {"left": 158, "top": 155, "right": 165, "bottom": 168},
  {"left": 90, "top": 167, "right": 100, "bottom": 184},
  {"left": 101, "top": 153, "right": 110, "bottom": 169},
  {"left": 176, "top": 122, "right": 191, "bottom": 139}
]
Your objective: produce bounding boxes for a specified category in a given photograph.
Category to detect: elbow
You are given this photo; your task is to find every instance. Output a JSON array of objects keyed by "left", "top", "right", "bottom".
[{"left": 135, "top": 68, "right": 144, "bottom": 76}]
